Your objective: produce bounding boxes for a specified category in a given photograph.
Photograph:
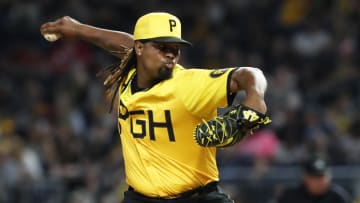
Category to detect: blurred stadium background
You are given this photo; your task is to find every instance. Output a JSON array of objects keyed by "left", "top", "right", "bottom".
[{"left": 0, "top": 0, "right": 360, "bottom": 202}]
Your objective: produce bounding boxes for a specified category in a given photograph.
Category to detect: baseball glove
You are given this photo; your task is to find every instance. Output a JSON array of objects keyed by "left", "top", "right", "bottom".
[{"left": 193, "top": 104, "right": 271, "bottom": 148}]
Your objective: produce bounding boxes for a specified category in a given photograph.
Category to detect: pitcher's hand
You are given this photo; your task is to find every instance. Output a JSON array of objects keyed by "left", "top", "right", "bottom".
[{"left": 40, "top": 16, "right": 82, "bottom": 39}]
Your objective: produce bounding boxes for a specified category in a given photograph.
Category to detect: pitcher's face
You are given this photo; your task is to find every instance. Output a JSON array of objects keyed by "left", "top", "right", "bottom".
[{"left": 135, "top": 40, "right": 180, "bottom": 82}]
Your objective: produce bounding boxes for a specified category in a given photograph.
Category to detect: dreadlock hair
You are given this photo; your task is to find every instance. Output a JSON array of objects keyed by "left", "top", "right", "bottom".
[{"left": 97, "top": 46, "right": 136, "bottom": 112}]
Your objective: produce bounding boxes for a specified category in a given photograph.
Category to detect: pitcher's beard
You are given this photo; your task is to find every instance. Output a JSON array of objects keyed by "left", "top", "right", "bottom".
[{"left": 157, "top": 67, "right": 173, "bottom": 81}]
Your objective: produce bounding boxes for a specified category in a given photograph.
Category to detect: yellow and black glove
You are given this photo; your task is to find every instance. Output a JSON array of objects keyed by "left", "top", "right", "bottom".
[{"left": 193, "top": 104, "right": 271, "bottom": 148}]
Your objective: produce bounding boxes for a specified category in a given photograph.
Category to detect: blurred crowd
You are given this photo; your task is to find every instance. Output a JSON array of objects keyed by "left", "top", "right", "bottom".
[{"left": 0, "top": 0, "right": 359, "bottom": 202}]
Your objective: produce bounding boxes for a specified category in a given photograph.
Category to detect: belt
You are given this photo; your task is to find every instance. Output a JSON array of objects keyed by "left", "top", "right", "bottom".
[{"left": 128, "top": 181, "right": 218, "bottom": 200}]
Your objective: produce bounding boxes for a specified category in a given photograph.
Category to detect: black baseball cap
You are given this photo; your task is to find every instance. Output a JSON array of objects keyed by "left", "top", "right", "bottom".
[{"left": 303, "top": 157, "right": 330, "bottom": 176}]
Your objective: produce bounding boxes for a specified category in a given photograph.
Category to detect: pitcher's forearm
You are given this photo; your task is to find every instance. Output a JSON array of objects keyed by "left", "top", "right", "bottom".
[
  {"left": 77, "top": 24, "right": 134, "bottom": 58},
  {"left": 241, "top": 94, "right": 267, "bottom": 114},
  {"left": 40, "top": 16, "right": 134, "bottom": 59}
]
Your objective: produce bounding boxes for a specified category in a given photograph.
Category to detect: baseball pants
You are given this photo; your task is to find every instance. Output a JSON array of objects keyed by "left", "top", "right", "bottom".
[{"left": 123, "top": 182, "right": 234, "bottom": 203}]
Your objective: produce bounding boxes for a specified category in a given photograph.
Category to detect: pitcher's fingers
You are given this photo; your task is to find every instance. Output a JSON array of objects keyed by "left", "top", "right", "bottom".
[{"left": 40, "top": 22, "right": 59, "bottom": 34}]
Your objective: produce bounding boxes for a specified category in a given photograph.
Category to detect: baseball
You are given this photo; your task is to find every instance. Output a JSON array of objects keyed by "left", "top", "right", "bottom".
[{"left": 43, "top": 33, "right": 61, "bottom": 42}]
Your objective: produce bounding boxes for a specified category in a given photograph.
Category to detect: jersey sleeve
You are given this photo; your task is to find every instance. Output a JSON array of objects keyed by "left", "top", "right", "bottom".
[{"left": 176, "top": 67, "right": 236, "bottom": 119}]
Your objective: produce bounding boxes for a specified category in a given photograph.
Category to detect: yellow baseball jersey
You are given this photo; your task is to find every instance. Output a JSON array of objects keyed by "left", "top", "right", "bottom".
[{"left": 118, "top": 64, "right": 236, "bottom": 197}]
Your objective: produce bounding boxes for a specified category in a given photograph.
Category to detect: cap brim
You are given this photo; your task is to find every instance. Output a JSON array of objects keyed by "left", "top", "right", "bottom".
[
  {"left": 147, "top": 37, "right": 192, "bottom": 46},
  {"left": 304, "top": 166, "right": 330, "bottom": 176},
  {"left": 305, "top": 170, "right": 328, "bottom": 176}
]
